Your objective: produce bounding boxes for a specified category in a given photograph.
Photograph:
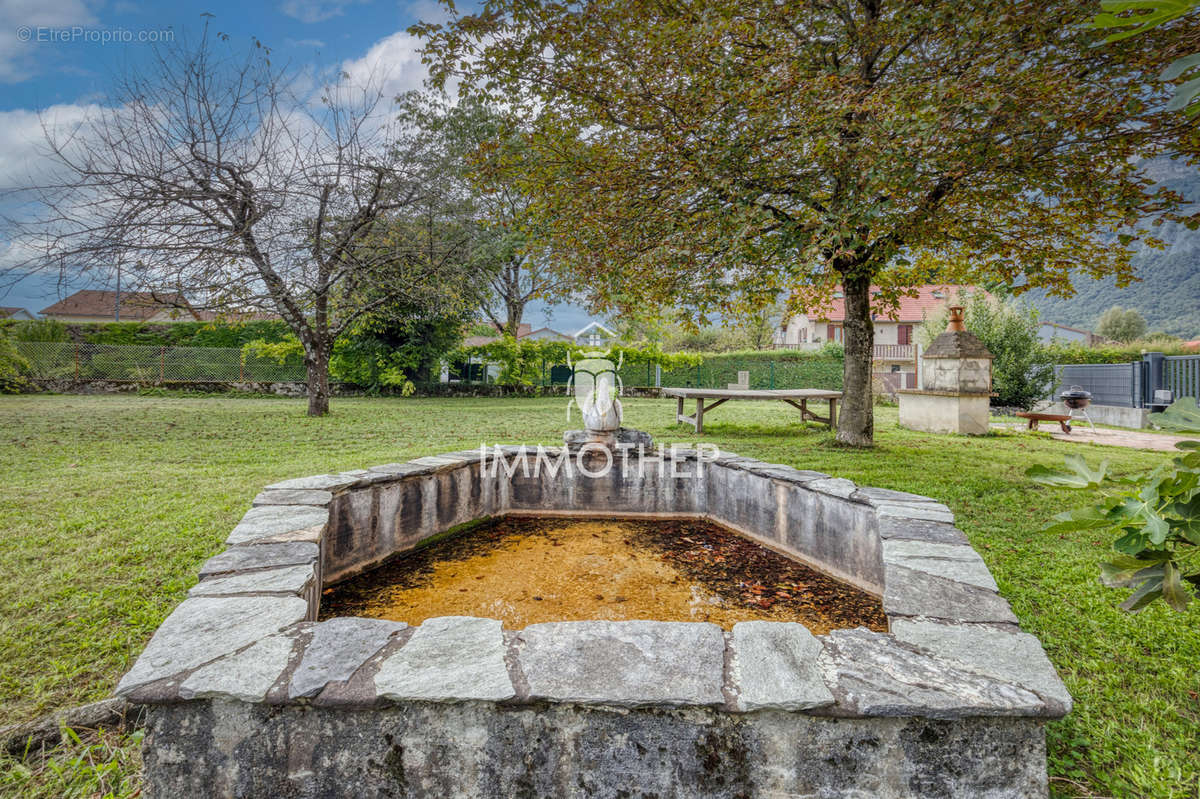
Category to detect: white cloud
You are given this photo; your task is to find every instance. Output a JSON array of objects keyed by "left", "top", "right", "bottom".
[
  {"left": 278, "top": 0, "right": 370, "bottom": 24},
  {"left": 0, "top": 102, "right": 101, "bottom": 190},
  {"left": 337, "top": 29, "right": 428, "bottom": 99},
  {"left": 0, "top": 102, "right": 109, "bottom": 290},
  {"left": 0, "top": 0, "right": 98, "bottom": 83},
  {"left": 404, "top": 0, "right": 452, "bottom": 27}
]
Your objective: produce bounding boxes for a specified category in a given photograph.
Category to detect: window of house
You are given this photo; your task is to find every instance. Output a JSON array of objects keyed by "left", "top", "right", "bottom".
[{"left": 897, "top": 324, "right": 912, "bottom": 345}]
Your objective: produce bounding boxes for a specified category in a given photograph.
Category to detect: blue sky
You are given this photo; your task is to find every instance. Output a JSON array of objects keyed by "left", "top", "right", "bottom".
[{"left": 0, "top": 0, "right": 594, "bottom": 332}]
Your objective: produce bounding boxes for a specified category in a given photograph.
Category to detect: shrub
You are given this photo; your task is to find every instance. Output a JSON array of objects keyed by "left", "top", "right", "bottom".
[
  {"left": 1028, "top": 438, "right": 1200, "bottom": 614},
  {"left": 8, "top": 319, "right": 68, "bottom": 342},
  {"left": 1096, "top": 305, "right": 1148, "bottom": 343},
  {"left": 1041, "top": 339, "right": 1195, "bottom": 365},
  {"left": 240, "top": 338, "right": 307, "bottom": 382},
  {"left": 659, "top": 349, "right": 843, "bottom": 390},
  {"left": 455, "top": 337, "right": 703, "bottom": 386},
  {"left": 64, "top": 320, "right": 294, "bottom": 348},
  {"left": 334, "top": 312, "right": 469, "bottom": 391},
  {"left": 0, "top": 326, "right": 29, "bottom": 392}
]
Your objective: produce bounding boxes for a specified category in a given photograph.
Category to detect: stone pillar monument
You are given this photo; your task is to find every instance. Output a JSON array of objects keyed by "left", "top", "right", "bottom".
[{"left": 898, "top": 307, "right": 994, "bottom": 435}]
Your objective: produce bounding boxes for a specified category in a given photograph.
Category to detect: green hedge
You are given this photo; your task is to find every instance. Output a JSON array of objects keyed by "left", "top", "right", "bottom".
[
  {"left": 452, "top": 337, "right": 846, "bottom": 390},
  {"left": 660, "top": 356, "right": 843, "bottom": 391},
  {"left": 8, "top": 319, "right": 296, "bottom": 348},
  {"left": 1040, "top": 341, "right": 1196, "bottom": 365},
  {"left": 657, "top": 345, "right": 844, "bottom": 390},
  {"left": 454, "top": 337, "right": 703, "bottom": 386},
  {"left": 681, "top": 343, "right": 845, "bottom": 363}
]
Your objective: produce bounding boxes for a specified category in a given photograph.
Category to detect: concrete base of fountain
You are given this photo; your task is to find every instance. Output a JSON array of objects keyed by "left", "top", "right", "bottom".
[{"left": 562, "top": 426, "right": 654, "bottom": 451}]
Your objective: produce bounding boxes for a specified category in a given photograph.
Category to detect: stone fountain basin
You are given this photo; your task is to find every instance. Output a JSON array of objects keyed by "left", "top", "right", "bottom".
[{"left": 117, "top": 446, "right": 1070, "bottom": 799}]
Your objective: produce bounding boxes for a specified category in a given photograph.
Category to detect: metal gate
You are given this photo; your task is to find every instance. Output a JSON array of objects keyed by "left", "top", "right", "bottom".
[{"left": 1166, "top": 355, "right": 1200, "bottom": 401}]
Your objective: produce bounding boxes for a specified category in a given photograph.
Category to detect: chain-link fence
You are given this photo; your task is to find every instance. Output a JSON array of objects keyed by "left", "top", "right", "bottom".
[{"left": 15, "top": 341, "right": 306, "bottom": 382}]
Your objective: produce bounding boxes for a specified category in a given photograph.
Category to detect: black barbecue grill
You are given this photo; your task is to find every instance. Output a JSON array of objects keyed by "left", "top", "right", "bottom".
[
  {"left": 1059, "top": 386, "right": 1096, "bottom": 429},
  {"left": 1059, "top": 387, "right": 1092, "bottom": 410}
]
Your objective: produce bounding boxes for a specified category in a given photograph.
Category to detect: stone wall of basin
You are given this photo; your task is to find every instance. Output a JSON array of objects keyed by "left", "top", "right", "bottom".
[
  {"left": 318, "top": 447, "right": 886, "bottom": 593},
  {"left": 116, "top": 446, "right": 1071, "bottom": 799},
  {"left": 143, "top": 701, "right": 1049, "bottom": 798}
]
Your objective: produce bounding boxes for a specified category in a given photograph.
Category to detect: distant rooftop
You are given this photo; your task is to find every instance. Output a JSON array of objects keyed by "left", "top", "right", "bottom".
[{"left": 39, "top": 290, "right": 197, "bottom": 321}]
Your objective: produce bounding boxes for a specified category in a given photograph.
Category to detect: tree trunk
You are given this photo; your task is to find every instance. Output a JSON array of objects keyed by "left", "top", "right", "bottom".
[
  {"left": 305, "top": 343, "right": 331, "bottom": 417},
  {"left": 836, "top": 272, "right": 875, "bottom": 447},
  {"left": 505, "top": 302, "right": 523, "bottom": 338}
]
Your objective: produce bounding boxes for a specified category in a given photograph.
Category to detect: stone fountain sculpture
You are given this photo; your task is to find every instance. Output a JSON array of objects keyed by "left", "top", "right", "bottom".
[{"left": 564, "top": 350, "right": 652, "bottom": 450}]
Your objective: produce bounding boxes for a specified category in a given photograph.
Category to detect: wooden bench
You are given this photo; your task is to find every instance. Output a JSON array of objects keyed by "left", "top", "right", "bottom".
[
  {"left": 1015, "top": 411, "right": 1073, "bottom": 433},
  {"left": 662, "top": 388, "right": 842, "bottom": 434}
]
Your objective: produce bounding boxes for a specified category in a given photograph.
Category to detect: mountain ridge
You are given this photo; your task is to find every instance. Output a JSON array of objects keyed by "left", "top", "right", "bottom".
[{"left": 1025, "top": 161, "right": 1199, "bottom": 339}]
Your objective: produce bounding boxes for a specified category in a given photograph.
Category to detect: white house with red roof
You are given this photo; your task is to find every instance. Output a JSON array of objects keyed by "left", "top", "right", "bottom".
[
  {"left": 776, "top": 284, "right": 974, "bottom": 389},
  {"left": 777, "top": 285, "right": 970, "bottom": 350}
]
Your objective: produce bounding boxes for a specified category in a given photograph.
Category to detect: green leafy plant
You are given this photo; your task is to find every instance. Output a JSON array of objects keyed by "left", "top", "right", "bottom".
[
  {"left": 1039, "top": 339, "right": 1196, "bottom": 365},
  {"left": 0, "top": 325, "right": 30, "bottom": 393},
  {"left": 1094, "top": 0, "right": 1200, "bottom": 116},
  {"left": 7, "top": 319, "right": 69, "bottom": 343},
  {"left": 1027, "top": 446, "right": 1200, "bottom": 612},
  {"left": 241, "top": 338, "right": 304, "bottom": 367},
  {"left": 1154, "top": 396, "right": 1200, "bottom": 432}
]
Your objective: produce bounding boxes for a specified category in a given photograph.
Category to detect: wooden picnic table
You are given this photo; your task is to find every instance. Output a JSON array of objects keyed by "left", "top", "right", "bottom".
[{"left": 662, "top": 388, "right": 842, "bottom": 433}]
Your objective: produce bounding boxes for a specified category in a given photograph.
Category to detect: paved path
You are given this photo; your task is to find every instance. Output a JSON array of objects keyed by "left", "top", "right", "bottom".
[{"left": 993, "top": 423, "right": 1195, "bottom": 452}]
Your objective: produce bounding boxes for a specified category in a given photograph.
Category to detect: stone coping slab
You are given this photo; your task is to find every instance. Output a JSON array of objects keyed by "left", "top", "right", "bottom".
[
  {"left": 117, "top": 447, "right": 1070, "bottom": 723},
  {"left": 516, "top": 619, "right": 725, "bottom": 707}
]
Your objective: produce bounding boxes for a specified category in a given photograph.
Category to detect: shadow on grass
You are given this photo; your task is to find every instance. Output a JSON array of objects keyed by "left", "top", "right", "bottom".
[{"left": 671, "top": 421, "right": 833, "bottom": 440}]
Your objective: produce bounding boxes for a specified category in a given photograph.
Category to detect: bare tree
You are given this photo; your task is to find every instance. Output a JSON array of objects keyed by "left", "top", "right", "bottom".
[
  {"left": 4, "top": 25, "right": 473, "bottom": 415},
  {"left": 480, "top": 246, "right": 566, "bottom": 337}
]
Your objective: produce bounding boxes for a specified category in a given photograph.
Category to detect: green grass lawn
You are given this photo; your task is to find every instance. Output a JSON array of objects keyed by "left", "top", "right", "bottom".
[{"left": 0, "top": 393, "right": 1197, "bottom": 798}]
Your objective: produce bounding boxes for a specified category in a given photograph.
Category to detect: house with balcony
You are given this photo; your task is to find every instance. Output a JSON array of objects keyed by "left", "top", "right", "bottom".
[{"left": 775, "top": 284, "right": 973, "bottom": 389}]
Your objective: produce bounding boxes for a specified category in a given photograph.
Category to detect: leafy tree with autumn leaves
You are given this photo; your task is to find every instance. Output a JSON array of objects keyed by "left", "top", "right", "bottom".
[
  {"left": 417, "top": 0, "right": 1196, "bottom": 445},
  {"left": 1094, "top": 0, "right": 1200, "bottom": 117}
]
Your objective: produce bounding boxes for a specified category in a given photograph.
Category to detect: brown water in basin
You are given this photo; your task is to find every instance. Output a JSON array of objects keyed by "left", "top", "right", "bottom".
[{"left": 319, "top": 517, "right": 887, "bottom": 633}]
